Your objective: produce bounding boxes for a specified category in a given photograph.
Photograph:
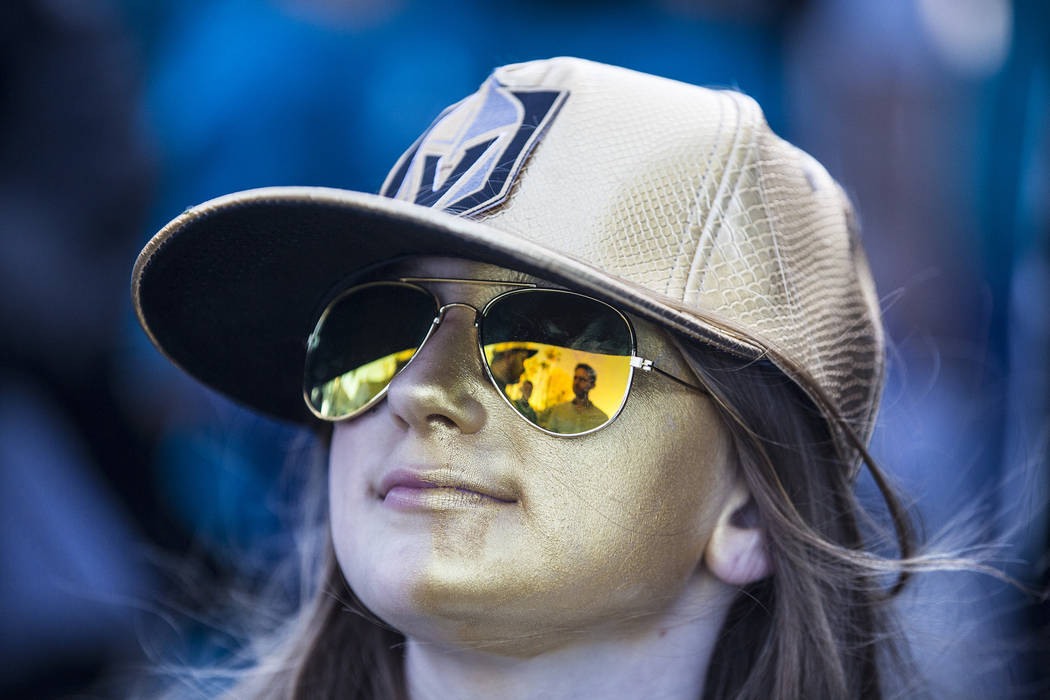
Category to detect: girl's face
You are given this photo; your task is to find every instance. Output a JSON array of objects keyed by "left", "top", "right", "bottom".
[{"left": 329, "top": 258, "right": 735, "bottom": 656}]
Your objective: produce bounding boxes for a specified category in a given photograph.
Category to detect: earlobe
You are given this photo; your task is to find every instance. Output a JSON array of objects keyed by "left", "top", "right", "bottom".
[{"left": 704, "top": 478, "right": 772, "bottom": 585}]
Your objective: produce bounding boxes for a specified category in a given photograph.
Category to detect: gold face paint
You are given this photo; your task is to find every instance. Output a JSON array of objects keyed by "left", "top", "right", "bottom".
[{"left": 329, "top": 258, "right": 733, "bottom": 657}]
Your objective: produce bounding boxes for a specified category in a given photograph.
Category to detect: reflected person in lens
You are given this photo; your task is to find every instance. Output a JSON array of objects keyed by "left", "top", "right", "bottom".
[
  {"left": 488, "top": 347, "right": 535, "bottom": 391},
  {"left": 511, "top": 380, "right": 538, "bottom": 424},
  {"left": 538, "top": 363, "right": 608, "bottom": 434}
]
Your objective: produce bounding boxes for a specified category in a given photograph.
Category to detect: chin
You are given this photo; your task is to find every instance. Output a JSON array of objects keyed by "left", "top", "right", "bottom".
[{"left": 363, "top": 560, "right": 668, "bottom": 658}]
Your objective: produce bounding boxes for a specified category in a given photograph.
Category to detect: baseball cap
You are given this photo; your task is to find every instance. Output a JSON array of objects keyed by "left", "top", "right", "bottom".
[{"left": 132, "top": 57, "right": 884, "bottom": 467}]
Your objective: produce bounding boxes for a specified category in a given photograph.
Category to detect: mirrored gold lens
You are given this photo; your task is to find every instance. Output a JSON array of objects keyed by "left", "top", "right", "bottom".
[
  {"left": 481, "top": 290, "right": 634, "bottom": 435},
  {"left": 304, "top": 283, "right": 437, "bottom": 419},
  {"left": 308, "top": 347, "right": 416, "bottom": 418}
]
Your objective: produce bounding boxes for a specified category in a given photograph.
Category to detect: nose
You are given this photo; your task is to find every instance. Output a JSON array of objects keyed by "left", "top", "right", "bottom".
[{"left": 384, "top": 305, "right": 488, "bottom": 434}]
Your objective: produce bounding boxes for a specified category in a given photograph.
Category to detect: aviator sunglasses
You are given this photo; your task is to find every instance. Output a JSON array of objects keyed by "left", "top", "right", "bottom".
[{"left": 303, "top": 278, "right": 708, "bottom": 436}]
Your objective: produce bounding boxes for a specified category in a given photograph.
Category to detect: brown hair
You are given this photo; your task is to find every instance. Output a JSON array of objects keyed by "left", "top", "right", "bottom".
[{"left": 684, "top": 347, "right": 914, "bottom": 699}]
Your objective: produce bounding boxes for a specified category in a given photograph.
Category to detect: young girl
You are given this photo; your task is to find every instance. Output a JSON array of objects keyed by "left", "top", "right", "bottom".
[{"left": 134, "top": 57, "right": 921, "bottom": 699}]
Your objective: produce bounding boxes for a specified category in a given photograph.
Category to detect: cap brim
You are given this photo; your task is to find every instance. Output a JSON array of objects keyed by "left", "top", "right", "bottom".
[{"left": 133, "top": 186, "right": 764, "bottom": 425}]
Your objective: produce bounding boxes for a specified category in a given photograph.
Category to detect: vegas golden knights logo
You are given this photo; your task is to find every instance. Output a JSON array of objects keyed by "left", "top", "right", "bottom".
[{"left": 381, "top": 75, "right": 568, "bottom": 217}]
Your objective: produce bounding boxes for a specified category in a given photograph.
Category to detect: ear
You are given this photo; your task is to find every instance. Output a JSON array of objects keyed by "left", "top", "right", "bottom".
[{"left": 704, "top": 477, "right": 772, "bottom": 585}]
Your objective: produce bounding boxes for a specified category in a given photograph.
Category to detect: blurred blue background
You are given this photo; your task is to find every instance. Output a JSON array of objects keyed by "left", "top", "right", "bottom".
[{"left": 1, "top": 0, "right": 1046, "bottom": 697}]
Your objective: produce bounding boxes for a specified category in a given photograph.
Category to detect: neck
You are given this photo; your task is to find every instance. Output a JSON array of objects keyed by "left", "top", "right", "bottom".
[{"left": 404, "top": 574, "right": 735, "bottom": 700}]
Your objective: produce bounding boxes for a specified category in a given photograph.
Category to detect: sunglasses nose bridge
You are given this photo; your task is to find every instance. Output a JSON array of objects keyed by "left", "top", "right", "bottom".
[
  {"left": 428, "top": 302, "right": 484, "bottom": 366},
  {"left": 434, "top": 302, "right": 481, "bottom": 326},
  {"left": 424, "top": 302, "right": 489, "bottom": 386}
]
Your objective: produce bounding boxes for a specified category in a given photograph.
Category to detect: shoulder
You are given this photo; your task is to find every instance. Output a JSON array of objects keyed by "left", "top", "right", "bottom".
[{"left": 584, "top": 403, "right": 608, "bottom": 419}]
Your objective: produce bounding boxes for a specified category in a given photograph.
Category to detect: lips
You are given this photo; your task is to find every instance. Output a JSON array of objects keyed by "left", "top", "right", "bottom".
[{"left": 377, "top": 468, "right": 517, "bottom": 505}]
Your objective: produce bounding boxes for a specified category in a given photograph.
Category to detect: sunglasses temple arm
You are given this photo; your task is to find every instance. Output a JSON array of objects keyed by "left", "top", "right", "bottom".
[{"left": 649, "top": 365, "right": 710, "bottom": 396}]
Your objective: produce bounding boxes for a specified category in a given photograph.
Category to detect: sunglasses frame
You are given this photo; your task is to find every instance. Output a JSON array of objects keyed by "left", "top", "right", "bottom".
[{"left": 303, "top": 277, "right": 707, "bottom": 436}]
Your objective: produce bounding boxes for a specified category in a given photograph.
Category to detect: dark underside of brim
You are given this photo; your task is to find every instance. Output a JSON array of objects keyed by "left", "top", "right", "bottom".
[{"left": 138, "top": 199, "right": 515, "bottom": 424}]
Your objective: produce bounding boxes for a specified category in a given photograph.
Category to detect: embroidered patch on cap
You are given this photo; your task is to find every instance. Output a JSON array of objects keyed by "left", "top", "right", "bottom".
[{"left": 381, "top": 75, "right": 568, "bottom": 217}]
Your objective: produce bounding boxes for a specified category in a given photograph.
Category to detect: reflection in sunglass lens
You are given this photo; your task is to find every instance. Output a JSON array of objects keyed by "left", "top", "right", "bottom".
[
  {"left": 481, "top": 290, "right": 634, "bottom": 435},
  {"left": 304, "top": 283, "right": 437, "bottom": 419}
]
